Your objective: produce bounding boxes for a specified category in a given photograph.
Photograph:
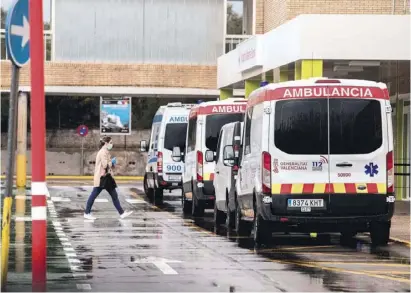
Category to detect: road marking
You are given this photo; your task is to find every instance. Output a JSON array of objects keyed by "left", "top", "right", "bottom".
[
  {"left": 362, "top": 270, "right": 410, "bottom": 275},
  {"left": 133, "top": 257, "right": 182, "bottom": 275},
  {"left": 51, "top": 196, "right": 71, "bottom": 202},
  {"left": 126, "top": 199, "right": 145, "bottom": 204},
  {"left": 276, "top": 259, "right": 411, "bottom": 284},
  {"left": 66, "top": 252, "right": 77, "bottom": 258},
  {"left": 259, "top": 245, "right": 336, "bottom": 251},
  {"left": 52, "top": 221, "right": 61, "bottom": 227},
  {"left": 94, "top": 198, "right": 109, "bottom": 203},
  {"left": 290, "top": 261, "right": 410, "bottom": 267},
  {"left": 389, "top": 236, "right": 411, "bottom": 247},
  {"left": 76, "top": 284, "right": 91, "bottom": 290},
  {"left": 14, "top": 216, "right": 31, "bottom": 222}
]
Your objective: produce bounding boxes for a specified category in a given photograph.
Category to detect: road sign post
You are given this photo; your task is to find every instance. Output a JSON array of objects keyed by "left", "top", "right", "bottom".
[
  {"left": 1, "top": 0, "right": 31, "bottom": 290},
  {"left": 29, "top": 0, "right": 47, "bottom": 291},
  {"left": 77, "top": 125, "right": 89, "bottom": 176}
]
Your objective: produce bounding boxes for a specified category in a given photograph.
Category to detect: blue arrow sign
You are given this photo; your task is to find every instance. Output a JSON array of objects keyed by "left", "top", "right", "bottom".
[{"left": 5, "top": 0, "right": 30, "bottom": 67}]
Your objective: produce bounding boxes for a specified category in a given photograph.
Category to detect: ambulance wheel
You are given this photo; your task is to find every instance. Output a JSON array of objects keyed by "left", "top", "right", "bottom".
[
  {"left": 370, "top": 221, "right": 390, "bottom": 246},
  {"left": 252, "top": 212, "right": 271, "bottom": 247},
  {"left": 144, "top": 175, "right": 154, "bottom": 201},
  {"left": 225, "top": 196, "right": 235, "bottom": 229},
  {"left": 182, "top": 189, "right": 192, "bottom": 214},
  {"left": 214, "top": 201, "right": 226, "bottom": 227},
  {"left": 235, "top": 203, "right": 251, "bottom": 237},
  {"left": 154, "top": 188, "right": 163, "bottom": 205},
  {"left": 340, "top": 231, "right": 357, "bottom": 245},
  {"left": 192, "top": 199, "right": 205, "bottom": 217}
]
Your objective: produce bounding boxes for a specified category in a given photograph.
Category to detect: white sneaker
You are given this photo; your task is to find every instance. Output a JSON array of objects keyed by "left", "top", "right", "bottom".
[
  {"left": 84, "top": 213, "right": 96, "bottom": 220},
  {"left": 120, "top": 210, "right": 133, "bottom": 219}
]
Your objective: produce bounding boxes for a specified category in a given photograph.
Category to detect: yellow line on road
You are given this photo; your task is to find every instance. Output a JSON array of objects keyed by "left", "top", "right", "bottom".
[
  {"left": 289, "top": 261, "right": 410, "bottom": 267},
  {"left": 362, "top": 270, "right": 410, "bottom": 275},
  {"left": 389, "top": 236, "right": 411, "bottom": 247},
  {"left": 276, "top": 259, "right": 411, "bottom": 284},
  {"left": 260, "top": 245, "right": 336, "bottom": 251}
]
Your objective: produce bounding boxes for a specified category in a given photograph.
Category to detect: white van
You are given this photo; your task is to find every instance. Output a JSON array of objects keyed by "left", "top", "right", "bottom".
[
  {"left": 222, "top": 78, "right": 394, "bottom": 246},
  {"left": 172, "top": 98, "right": 247, "bottom": 216},
  {"left": 140, "top": 102, "right": 194, "bottom": 204},
  {"left": 213, "top": 121, "right": 243, "bottom": 228}
]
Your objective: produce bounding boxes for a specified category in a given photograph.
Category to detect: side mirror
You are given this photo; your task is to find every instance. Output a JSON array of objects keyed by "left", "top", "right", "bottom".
[
  {"left": 205, "top": 150, "right": 214, "bottom": 162},
  {"left": 223, "top": 145, "right": 235, "bottom": 167},
  {"left": 140, "top": 140, "right": 148, "bottom": 152},
  {"left": 172, "top": 146, "right": 182, "bottom": 162}
]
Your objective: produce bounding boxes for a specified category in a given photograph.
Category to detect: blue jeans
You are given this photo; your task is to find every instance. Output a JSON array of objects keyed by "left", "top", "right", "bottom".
[{"left": 85, "top": 187, "right": 124, "bottom": 215}]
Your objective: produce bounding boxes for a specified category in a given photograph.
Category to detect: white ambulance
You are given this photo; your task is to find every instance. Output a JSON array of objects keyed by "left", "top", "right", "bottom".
[
  {"left": 222, "top": 78, "right": 394, "bottom": 246},
  {"left": 140, "top": 102, "right": 194, "bottom": 204},
  {"left": 172, "top": 98, "right": 247, "bottom": 216}
]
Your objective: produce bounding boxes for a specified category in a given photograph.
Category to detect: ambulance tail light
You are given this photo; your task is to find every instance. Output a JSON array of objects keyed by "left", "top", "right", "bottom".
[
  {"left": 262, "top": 152, "right": 271, "bottom": 194},
  {"left": 157, "top": 152, "right": 163, "bottom": 173},
  {"left": 197, "top": 151, "right": 203, "bottom": 182},
  {"left": 387, "top": 151, "right": 394, "bottom": 193}
]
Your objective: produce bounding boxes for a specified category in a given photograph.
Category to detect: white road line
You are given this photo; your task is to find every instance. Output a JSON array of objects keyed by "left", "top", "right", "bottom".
[
  {"left": 153, "top": 261, "right": 179, "bottom": 275},
  {"left": 73, "top": 273, "right": 87, "bottom": 278},
  {"left": 126, "top": 199, "right": 145, "bottom": 204},
  {"left": 52, "top": 221, "right": 61, "bottom": 227},
  {"left": 76, "top": 284, "right": 91, "bottom": 290},
  {"left": 94, "top": 198, "right": 109, "bottom": 203},
  {"left": 69, "top": 259, "right": 81, "bottom": 264},
  {"left": 65, "top": 252, "right": 77, "bottom": 258},
  {"left": 59, "top": 237, "right": 69, "bottom": 242},
  {"left": 14, "top": 216, "right": 31, "bottom": 222},
  {"left": 51, "top": 196, "right": 71, "bottom": 202}
]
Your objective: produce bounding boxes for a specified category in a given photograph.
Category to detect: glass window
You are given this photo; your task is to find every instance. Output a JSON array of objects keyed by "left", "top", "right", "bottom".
[
  {"left": 187, "top": 117, "right": 197, "bottom": 152},
  {"left": 163, "top": 123, "right": 187, "bottom": 153},
  {"left": 274, "top": 99, "right": 328, "bottom": 155},
  {"left": 243, "top": 107, "right": 253, "bottom": 155},
  {"left": 205, "top": 113, "right": 243, "bottom": 152},
  {"left": 329, "top": 99, "right": 382, "bottom": 154}
]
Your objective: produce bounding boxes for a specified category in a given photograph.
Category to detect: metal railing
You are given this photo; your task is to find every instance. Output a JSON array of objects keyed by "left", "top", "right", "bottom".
[
  {"left": 0, "top": 29, "right": 52, "bottom": 61},
  {"left": 225, "top": 34, "right": 251, "bottom": 53}
]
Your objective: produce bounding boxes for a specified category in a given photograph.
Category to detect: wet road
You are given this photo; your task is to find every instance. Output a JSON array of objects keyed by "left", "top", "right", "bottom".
[{"left": 7, "top": 182, "right": 411, "bottom": 292}]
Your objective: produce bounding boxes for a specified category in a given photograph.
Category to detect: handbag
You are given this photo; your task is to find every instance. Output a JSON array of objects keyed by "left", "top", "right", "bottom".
[{"left": 99, "top": 166, "right": 117, "bottom": 191}]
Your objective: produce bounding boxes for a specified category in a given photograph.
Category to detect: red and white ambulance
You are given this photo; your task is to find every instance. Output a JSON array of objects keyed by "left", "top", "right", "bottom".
[
  {"left": 222, "top": 78, "right": 394, "bottom": 246},
  {"left": 172, "top": 98, "right": 247, "bottom": 216}
]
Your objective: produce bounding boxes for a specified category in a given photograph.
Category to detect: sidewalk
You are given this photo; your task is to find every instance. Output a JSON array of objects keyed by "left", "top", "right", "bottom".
[{"left": 391, "top": 200, "right": 410, "bottom": 245}]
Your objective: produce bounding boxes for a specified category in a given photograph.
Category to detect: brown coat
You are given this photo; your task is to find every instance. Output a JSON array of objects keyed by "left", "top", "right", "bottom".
[{"left": 93, "top": 147, "right": 113, "bottom": 187}]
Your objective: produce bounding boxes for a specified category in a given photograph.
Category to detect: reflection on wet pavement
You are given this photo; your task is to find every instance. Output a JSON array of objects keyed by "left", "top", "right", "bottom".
[{"left": 4, "top": 183, "right": 411, "bottom": 292}]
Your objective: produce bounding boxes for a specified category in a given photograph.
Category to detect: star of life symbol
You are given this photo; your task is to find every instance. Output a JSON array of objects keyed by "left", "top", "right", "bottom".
[{"left": 365, "top": 163, "right": 379, "bottom": 177}]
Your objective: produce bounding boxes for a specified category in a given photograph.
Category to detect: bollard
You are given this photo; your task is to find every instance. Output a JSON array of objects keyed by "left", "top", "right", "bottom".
[{"left": 16, "top": 92, "right": 28, "bottom": 188}]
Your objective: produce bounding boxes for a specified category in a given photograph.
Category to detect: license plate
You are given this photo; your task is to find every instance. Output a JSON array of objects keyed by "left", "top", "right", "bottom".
[
  {"left": 168, "top": 175, "right": 181, "bottom": 182},
  {"left": 288, "top": 199, "right": 324, "bottom": 208}
]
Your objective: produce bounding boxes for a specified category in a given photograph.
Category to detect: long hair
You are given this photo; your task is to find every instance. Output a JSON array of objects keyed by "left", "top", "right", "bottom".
[{"left": 99, "top": 136, "right": 112, "bottom": 150}]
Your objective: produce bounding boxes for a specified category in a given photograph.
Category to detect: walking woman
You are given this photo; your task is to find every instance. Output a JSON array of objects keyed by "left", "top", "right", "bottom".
[{"left": 84, "top": 136, "right": 133, "bottom": 220}]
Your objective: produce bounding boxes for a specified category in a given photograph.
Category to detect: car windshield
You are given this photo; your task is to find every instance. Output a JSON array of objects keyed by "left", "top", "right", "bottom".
[
  {"left": 205, "top": 113, "right": 244, "bottom": 152},
  {"left": 164, "top": 123, "right": 188, "bottom": 152},
  {"left": 274, "top": 99, "right": 382, "bottom": 155}
]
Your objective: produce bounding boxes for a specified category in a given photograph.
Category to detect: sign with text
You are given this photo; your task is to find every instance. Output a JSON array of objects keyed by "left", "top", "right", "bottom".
[
  {"left": 237, "top": 35, "right": 263, "bottom": 73},
  {"left": 100, "top": 96, "right": 131, "bottom": 135}
]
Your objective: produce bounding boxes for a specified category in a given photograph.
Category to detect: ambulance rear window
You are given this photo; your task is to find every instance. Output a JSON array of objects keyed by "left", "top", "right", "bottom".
[
  {"left": 274, "top": 99, "right": 383, "bottom": 155},
  {"left": 205, "top": 113, "right": 244, "bottom": 152},
  {"left": 329, "top": 99, "right": 382, "bottom": 154},
  {"left": 275, "top": 99, "right": 328, "bottom": 155},
  {"left": 164, "top": 123, "right": 188, "bottom": 152}
]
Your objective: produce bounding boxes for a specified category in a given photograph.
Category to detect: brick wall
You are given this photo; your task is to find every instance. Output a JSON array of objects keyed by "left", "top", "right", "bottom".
[
  {"left": 257, "top": 0, "right": 410, "bottom": 33},
  {"left": 0, "top": 61, "right": 217, "bottom": 90}
]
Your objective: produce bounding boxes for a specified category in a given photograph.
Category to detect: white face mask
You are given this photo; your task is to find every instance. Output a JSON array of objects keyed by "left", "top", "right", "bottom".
[{"left": 107, "top": 143, "right": 113, "bottom": 150}]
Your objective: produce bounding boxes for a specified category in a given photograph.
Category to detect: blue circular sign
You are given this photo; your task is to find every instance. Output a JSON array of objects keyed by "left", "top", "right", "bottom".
[
  {"left": 5, "top": 0, "right": 30, "bottom": 67},
  {"left": 77, "top": 125, "right": 89, "bottom": 137}
]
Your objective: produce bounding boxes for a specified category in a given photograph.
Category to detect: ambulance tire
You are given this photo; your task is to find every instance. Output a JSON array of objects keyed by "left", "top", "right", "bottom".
[
  {"left": 225, "top": 193, "right": 235, "bottom": 229},
  {"left": 191, "top": 182, "right": 205, "bottom": 217},
  {"left": 154, "top": 188, "right": 163, "bottom": 205},
  {"left": 252, "top": 213, "right": 271, "bottom": 247},
  {"left": 144, "top": 175, "right": 154, "bottom": 201},
  {"left": 214, "top": 201, "right": 226, "bottom": 227},
  {"left": 182, "top": 190, "right": 192, "bottom": 214},
  {"left": 370, "top": 221, "right": 390, "bottom": 246},
  {"left": 340, "top": 231, "right": 357, "bottom": 246},
  {"left": 235, "top": 203, "right": 251, "bottom": 237}
]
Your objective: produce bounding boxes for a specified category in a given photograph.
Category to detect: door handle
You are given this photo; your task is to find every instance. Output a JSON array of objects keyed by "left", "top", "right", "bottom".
[
  {"left": 216, "top": 171, "right": 220, "bottom": 174},
  {"left": 336, "top": 162, "right": 352, "bottom": 167}
]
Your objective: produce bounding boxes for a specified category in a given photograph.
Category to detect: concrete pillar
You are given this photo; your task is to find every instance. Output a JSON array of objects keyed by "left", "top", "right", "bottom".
[
  {"left": 295, "top": 60, "right": 323, "bottom": 80},
  {"left": 395, "top": 98, "right": 405, "bottom": 200},
  {"left": 273, "top": 65, "right": 289, "bottom": 83},
  {"left": 220, "top": 88, "right": 233, "bottom": 100},
  {"left": 245, "top": 80, "right": 260, "bottom": 98}
]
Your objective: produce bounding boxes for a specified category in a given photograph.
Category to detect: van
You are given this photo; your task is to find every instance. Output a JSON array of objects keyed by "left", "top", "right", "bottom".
[
  {"left": 223, "top": 78, "right": 394, "bottom": 246},
  {"left": 172, "top": 98, "right": 247, "bottom": 216},
  {"left": 140, "top": 102, "right": 194, "bottom": 204},
  {"left": 213, "top": 121, "right": 243, "bottom": 228}
]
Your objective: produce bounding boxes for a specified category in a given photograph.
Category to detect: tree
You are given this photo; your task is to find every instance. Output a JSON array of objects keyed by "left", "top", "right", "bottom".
[{"left": 227, "top": 3, "right": 243, "bottom": 35}]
